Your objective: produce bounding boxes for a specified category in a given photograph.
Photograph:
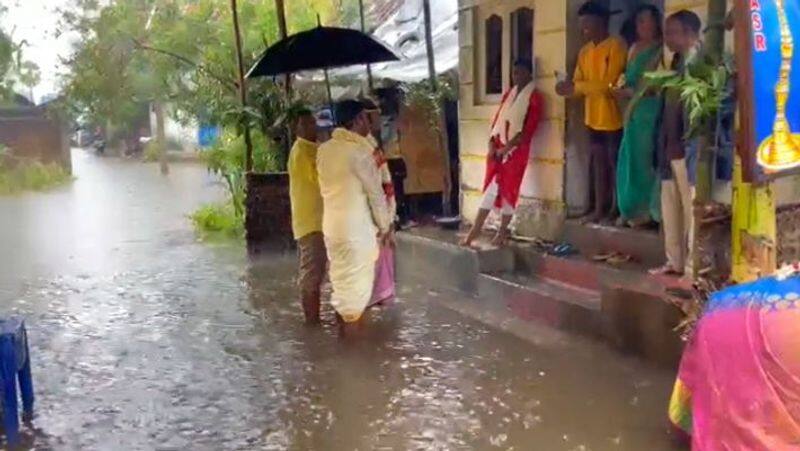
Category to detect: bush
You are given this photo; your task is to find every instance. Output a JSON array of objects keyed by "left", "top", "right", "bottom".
[
  {"left": 0, "top": 160, "right": 73, "bottom": 195},
  {"left": 189, "top": 202, "right": 244, "bottom": 240},
  {"left": 143, "top": 140, "right": 163, "bottom": 162},
  {"left": 200, "top": 128, "right": 281, "bottom": 216},
  {"left": 191, "top": 128, "right": 282, "bottom": 240}
]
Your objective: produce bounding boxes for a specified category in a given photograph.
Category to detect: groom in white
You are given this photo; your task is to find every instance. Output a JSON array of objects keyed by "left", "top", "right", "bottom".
[{"left": 316, "top": 100, "right": 393, "bottom": 332}]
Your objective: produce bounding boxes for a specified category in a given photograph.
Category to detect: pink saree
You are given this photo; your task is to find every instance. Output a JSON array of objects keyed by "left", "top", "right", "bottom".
[
  {"left": 669, "top": 274, "right": 800, "bottom": 449},
  {"left": 369, "top": 245, "right": 395, "bottom": 307}
]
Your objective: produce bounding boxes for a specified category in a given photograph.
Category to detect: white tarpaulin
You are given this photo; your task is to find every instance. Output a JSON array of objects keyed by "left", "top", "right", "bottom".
[{"left": 296, "top": 0, "right": 458, "bottom": 89}]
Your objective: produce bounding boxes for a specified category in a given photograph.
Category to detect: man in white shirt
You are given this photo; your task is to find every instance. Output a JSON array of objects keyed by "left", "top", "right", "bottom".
[{"left": 317, "top": 100, "right": 394, "bottom": 333}]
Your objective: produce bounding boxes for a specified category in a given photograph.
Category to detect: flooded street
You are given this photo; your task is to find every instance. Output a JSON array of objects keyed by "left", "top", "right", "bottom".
[{"left": 1, "top": 152, "right": 680, "bottom": 450}]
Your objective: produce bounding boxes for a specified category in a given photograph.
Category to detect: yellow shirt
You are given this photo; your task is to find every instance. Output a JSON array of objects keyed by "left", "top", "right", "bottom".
[
  {"left": 288, "top": 137, "right": 323, "bottom": 239},
  {"left": 573, "top": 36, "right": 627, "bottom": 131}
]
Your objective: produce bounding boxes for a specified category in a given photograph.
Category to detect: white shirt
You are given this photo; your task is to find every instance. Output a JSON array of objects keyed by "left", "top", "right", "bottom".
[{"left": 317, "top": 128, "right": 392, "bottom": 244}]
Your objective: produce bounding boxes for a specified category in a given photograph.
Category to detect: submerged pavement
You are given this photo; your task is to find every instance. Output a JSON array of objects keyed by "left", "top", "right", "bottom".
[{"left": 0, "top": 152, "right": 680, "bottom": 450}]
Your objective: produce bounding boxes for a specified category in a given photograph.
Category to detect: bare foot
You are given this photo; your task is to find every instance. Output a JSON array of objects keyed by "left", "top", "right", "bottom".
[
  {"left": 491, "top": 230, "right": 509, "bottom": 247},
  {"left": 627, "top": 216, "right": 652, "bottom": 229},
  {"left": 459, "top": 236, "right": 477, "bottom": 248},
  {"left": 649, "top": 265, "right": 683, "bottom": 276},
  {"left": 580, "top": 211, "right": 604, "bottom": 225},
  {"left": 337, "top": 314, "right": 367, "bottom": 338}
]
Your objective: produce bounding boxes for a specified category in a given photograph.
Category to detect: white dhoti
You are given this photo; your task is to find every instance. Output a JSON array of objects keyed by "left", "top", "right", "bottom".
[
  {"left": 325, "top": 238, "right": 379, "bottom": 322},
  {"left": 317, "top": 128, "right": 393, "bottom": 323}
]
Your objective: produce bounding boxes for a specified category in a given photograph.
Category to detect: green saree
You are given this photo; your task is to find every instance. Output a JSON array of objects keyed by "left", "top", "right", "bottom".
[{"left": 616, "top": 44, "right": 662, "bottom": 223}]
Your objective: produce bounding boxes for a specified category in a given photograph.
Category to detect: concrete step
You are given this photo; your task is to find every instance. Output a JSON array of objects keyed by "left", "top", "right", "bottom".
[
  {"left": 562, "top": 220, "right": 665, "bottom": 268},
  {"left": 477, "top": 272, "right": 603, "bottom": 338},
  {"left": 396, "top": 230, "right": 513, "bottom": 294},
  {"left": 515, "top": 250, "right": 603, "bottom": 291},
  {"left": 514, "top": 247, "right": 668, "bottom": 296}
]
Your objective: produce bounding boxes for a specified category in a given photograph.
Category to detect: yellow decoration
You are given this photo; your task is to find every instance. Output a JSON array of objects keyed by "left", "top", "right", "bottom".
[
  {"left": 757, "top": 0, "right": 800, "bottom": 172},
  {"left": 731, "top": 156, "right": 777, "bottom": 283}
]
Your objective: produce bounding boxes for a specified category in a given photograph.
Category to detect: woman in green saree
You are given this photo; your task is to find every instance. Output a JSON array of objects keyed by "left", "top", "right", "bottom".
[{"left": 615, "top": 5, "right": 665, "bottom": 227}]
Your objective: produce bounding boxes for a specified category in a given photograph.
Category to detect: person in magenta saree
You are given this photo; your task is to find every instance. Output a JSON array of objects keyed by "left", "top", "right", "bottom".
[{"left": 669, "top": 271, "right": 800, "bottom": 449}]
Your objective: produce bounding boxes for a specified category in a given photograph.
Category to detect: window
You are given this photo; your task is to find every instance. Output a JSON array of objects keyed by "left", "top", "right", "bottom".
[
  {"left": 511, "top": 8, "right": 534, "bottom": 67},
  {"left": 485, "top": 15, "right": 503, "bottom": 95},
  {"left": 475, "top": 3, "right": 535, "bottom": 104}
]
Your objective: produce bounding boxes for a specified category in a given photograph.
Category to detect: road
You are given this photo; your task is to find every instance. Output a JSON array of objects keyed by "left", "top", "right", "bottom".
[{"left": 0, "top": 151, "right": 681, "bottom": 450}]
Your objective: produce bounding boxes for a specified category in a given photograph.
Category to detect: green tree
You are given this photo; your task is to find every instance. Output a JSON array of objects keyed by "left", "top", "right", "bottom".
[
  {"left": 62, "top": 0, "right": 351, "bottom": 132},
  {"left": 16, "top": 60, "right": 40, "bottom": 102}
]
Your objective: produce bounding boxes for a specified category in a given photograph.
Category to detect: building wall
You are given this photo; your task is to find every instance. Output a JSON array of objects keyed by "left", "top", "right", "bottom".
[
  {"left": 0, "top": 107, "right": 71, "bottom": 172},
  {"left": 458, "top": 0, "right": 567, "bottom": 240},
  {"left": 149, "top": 104, "right": 199, "bottom": 152}
]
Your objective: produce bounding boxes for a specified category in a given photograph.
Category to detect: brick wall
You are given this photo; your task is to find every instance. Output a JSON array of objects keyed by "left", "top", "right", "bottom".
[
  {"left": 245, "top": 172, "right": 294, "bottom": 254},
  {"left": 0, "top": 107, "right": 71, "bottom": 172}
]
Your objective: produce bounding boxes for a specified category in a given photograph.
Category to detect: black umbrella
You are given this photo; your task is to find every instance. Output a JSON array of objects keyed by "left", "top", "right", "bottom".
[
  {"left": 246, "top": 26, "right": 399, "bottom": 120},
  {"left": 246, "top": 26, "right": 399, "bottom": 78}
]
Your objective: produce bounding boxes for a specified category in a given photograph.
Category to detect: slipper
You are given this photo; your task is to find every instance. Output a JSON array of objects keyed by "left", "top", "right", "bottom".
[
  {"left": 606, "top": 252, "right": 632, "bottom": 265},
  {"left": 592, "top": 252, "right": 614, "bottom": 262},
  {"left": 549, "top": 243, "right": 577, "bottom": 257}
]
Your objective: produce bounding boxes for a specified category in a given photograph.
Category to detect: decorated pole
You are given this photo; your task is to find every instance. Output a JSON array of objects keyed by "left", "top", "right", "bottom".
[
  {"left": 729, "top": 0, "right": 796, "bottom": 282},
  {"left": 230, "top": 0, "right": 254, "bottom": 172}
]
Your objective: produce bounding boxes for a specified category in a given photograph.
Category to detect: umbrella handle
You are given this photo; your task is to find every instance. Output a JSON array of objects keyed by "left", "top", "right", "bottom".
[{"left": 324, "top": 68, "right": 335, "bottom": 124}]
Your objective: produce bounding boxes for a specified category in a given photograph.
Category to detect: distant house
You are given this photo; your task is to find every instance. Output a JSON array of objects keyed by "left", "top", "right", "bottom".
[{"left": 0, "top": 94, "right": 71, "bottom": 172}]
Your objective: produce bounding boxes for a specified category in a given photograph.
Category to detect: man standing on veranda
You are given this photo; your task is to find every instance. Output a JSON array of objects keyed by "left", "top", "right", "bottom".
[
  {"left": 317, "top": 100, "right": 393, "bottom": 332},
  {"left": 461, "top": 58, "right": 543, "bottom": 247},
  {"left": 556, "top": 1, "right": 627, "bottom": 223},
  {"left": 287, "top": 107, "right": 326, "bottom": 324}
]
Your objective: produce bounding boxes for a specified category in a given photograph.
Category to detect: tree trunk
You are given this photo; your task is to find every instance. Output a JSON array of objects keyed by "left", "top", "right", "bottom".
[
  {"left": 154, "top": 101, "right": 169, "bottom": 175},
  {"left": 230, "top": 0, "right": 254, "bottom": 172}
]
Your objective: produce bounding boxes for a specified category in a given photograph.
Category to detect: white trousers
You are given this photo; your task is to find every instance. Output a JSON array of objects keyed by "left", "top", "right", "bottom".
[
  {"left": 480, "top": 178, "right": 515, "bottom": 216},
  {"left": 661, "top": 159, "right": 694, "bottom": 273}
]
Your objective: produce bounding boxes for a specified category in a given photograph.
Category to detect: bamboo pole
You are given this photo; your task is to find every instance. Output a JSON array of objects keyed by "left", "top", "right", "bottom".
[
  {"left": 275, "top": 0, "right": 292, "bottom": 98},
  {"left": 422, "top": 0, "right": 452, "bottom": 216},
  {"left": 689, "top": 0, "right": 728, "bottom": 279},
  {"left": 359, "top": 0, "right": 375, "bottom": 92},
  {"left": 421, "top": 0, "right": 437, "bottom": 91},
  {"left": 230, "top": 0, "right": 254, "bottom": 172}
]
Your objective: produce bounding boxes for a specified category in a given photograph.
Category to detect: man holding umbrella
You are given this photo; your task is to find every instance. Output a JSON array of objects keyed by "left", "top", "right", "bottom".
[{"left": 317, "top": 100, "right": 393, "bottom": 332}]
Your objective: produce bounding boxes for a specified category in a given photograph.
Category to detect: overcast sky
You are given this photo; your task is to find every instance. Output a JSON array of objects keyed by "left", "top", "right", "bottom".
[{"left": 3, "top": 0, "right": 77, "bottom": 103}]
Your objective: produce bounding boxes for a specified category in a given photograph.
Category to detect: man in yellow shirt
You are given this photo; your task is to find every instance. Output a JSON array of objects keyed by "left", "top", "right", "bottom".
[
  {"left": 557, "top": 1, "right": 627, "bottom": 223},
  {"left": 288, "top": 108, "right": 326, "bottom": 324}
]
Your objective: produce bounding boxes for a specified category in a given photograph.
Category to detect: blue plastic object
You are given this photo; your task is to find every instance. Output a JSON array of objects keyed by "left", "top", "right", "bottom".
[
  {"left": 0, "top": 317, "right": 34, "bottom": 447},
  {"left": 198, "top": 125, "right": 221, "bottom": 148}
]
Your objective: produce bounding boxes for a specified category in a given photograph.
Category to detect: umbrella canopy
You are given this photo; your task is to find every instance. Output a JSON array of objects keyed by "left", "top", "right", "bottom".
[{"left": 246, "top": 26, "right": 400, "bottom": 78}]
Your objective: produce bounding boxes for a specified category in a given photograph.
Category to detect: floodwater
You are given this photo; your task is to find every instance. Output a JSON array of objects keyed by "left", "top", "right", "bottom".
[{"left": 0, "top": 152, "right": 681, "bottom": 450}]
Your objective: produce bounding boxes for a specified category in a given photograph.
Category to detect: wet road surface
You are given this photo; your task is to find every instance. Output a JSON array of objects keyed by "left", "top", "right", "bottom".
[{"left": 0, "top": 152, "right": 680, "bottom": 450}]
